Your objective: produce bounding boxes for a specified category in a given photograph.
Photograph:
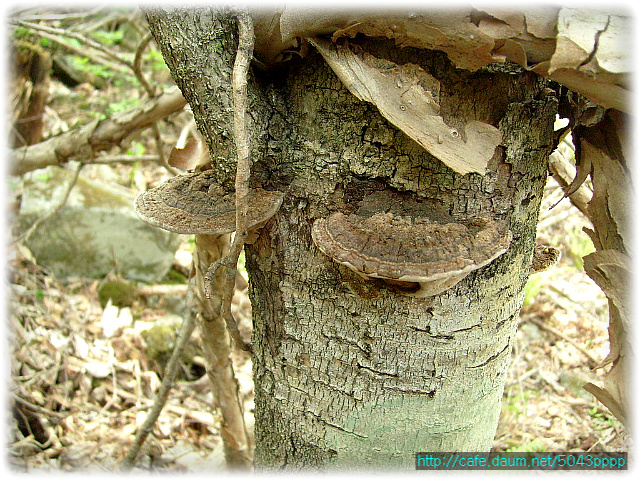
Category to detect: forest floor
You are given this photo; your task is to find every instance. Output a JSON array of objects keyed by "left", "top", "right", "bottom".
[{"left": 7, "top": 167, "right": 629, "bottom": 472}]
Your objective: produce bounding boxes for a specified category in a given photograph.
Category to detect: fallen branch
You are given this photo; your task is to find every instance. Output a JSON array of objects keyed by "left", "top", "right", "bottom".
[
  {"left": 91, "top": 154, "right": 161, "bottom": 164},
  {"left": 10, "top": 87, "right": 187, "bottom": 176},
  {"left": 135, "top": 284, "right": 189, "bottom": 297}
]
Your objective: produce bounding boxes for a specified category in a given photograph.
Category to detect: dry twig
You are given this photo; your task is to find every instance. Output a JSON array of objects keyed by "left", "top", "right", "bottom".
[
  {"left": 194, "top": 234, "right": 251, "bottom": 469},
  {"left": 132, "top": 32, "right": 179, "bottom": 176},
  {"left": 120, "top": 288, "right": 197, "bottom": 471},
  {"left": 12, "top": 19, "right": 133, "bottom": 70}
]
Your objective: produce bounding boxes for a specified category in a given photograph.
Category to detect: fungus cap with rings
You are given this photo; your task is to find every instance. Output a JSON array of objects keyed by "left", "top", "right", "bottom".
[
  {"left": 311, "top": 211, "right": 512, "bottom": 297},
  {"left": 134, "top": 170, "right": 284, "bottom": 235}
]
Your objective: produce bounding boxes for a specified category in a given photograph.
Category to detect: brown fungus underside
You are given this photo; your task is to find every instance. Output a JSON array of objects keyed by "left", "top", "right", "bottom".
[
  {"left": 312, "top": 212, "right": 512, "bottom": 297},
  {"left": 134, "top": 170, "right": 284, "bottom": 235}
]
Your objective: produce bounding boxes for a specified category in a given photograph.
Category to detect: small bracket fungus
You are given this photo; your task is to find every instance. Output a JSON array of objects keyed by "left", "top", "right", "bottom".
[
  {"left": 311, "top": 212, "right": 512, "bottom": 297},
  {"left": 134, "top": 170, "right": 284, "bottom": 236},
  {"left": 530, "top": 243, "right": 560, "bottom": 274}
]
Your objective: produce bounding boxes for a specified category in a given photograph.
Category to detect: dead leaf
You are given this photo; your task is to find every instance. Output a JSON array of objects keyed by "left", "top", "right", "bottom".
[
  {"left": 582, "top": 134, "right": 630, "bottom": 252},
  {"left": 169, "top": 136, "right": 209, "bottom": 171},
  {"left": 101, "top": 299, "right": 133, "bottom": 338},
  {"left": 84, "top": 361, "right": 112, "bottom": 379}
]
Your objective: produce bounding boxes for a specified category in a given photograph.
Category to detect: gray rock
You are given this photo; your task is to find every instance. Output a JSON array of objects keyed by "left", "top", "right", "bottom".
[{"left": 17, "top": 165, "right": 183, "bottom": 282}]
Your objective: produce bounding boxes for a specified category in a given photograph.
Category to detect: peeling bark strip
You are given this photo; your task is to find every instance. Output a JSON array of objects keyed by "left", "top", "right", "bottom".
[
  {"left": 308, "top": 37, "right": 502, "bottom": 175},
  {"left": 571, "top": 111, "right": 631, "bottom": 425},
  {"left": 10, "top": 87, "right": 186, "bottom": 176},
  {"left": 252, "top": 7, "right": 630, "bottom": 112}
]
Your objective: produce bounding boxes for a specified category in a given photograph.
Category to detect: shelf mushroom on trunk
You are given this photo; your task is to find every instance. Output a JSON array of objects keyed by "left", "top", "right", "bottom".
[
  {"left": 134, "top": 169, "right": 284, "bottom": 239},
  {"left": 311, "top": 211, "right": 512, "bottom": 297},
  {"left": 134, "top": 169, "right": 284, "bottom": 349}
]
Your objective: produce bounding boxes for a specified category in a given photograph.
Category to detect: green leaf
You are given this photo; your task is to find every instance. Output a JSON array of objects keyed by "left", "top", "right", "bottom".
[
  {"left": 126, "top": 142, "right": 145, "bottom": 156},
  {"left": 90, "top": 29, "right": 124, "bottom": 46},
  {"left": 145, "top": 49, "right": 168, "bottom": 71},
  {"left": 107, "top": 98, "right": 140, "bottom": 115}
]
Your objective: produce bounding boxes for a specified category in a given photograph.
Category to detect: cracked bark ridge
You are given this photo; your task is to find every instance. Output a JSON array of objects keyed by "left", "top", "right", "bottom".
[
  {"left": 134, "top": 170, "right": 284, "bottom": 235},
  {"left": 312, "top": 212, "right": 512, "bottom": 297}
]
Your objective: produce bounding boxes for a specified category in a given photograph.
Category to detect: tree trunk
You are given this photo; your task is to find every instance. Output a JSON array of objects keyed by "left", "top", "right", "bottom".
[{"left": 146, "top": 8, "right": 557, "bottom": 470}]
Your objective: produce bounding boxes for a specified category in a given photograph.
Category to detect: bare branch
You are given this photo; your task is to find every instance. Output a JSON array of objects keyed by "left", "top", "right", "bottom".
[
  {"left": 133, "top": 33, "right": 156, "bottom": 97},
  {"left": 13, "top": 19, "right": 134, "bottom": 70},
  {"left": 131, "top": 33, "right": 178, "bottom": 176},
  {"left": 10, "top": 87, "right": 187, "bottom": 176}
]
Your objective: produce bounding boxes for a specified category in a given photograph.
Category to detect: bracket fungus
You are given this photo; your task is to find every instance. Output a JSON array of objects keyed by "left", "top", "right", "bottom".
[
  {"left": 311, "top": 211, "right": 512, "bottom": 297},
  {"left": 134, "top": 170, "right": 284, "bottom": 237}
]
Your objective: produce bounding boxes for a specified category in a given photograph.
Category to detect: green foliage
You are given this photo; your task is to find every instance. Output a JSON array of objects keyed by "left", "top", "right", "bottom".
[
  {"left": 588, "top": 407, "right": 614, "bottom": 430},
  {"left": 145, "top": 48, "right": 168, "bottom": 71},
  {"left": 126, "top": 141, "right": 146, "bottom": 156},
  {"left": 89, "top": 29, "right": 124, "bottom": 46},
  {"left": 506, "top": 439, "right": 546, "bottom": 453},
  {"left": 523, "top": 272, "right": 546, "bottom": 306},
  {"left": 7, "top": 178, "right": 20, "bottom": 193},
  {"left": 502, "top": 387, "right": 538, "bottom": 418},
  {"left": 68, "top": 55, "right": 113, "bottom": 80},
  {"left": 162, "top": 269, "right": 188, "bottom": 285},
  {"left": 107, "top": 97, "right": 141, "bottom": 115},
  {"left": 129, "top": 161, "right": 141, "bottom": 187},
  {"left": 12, "top": 26, "right": 31, "bottom": 39},
  {"left": 563, "top": 225, "right": 595, "bottom": 270},
  {"left": 33, "top": 171, "right": 51, "bottom": 182}
]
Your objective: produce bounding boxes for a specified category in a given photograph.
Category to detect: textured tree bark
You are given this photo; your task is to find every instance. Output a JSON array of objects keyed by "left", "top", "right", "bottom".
[
  {"left": 11, "top": 42, "right": 51, "bottom": 148},
  {"left": 247, "top": 47, "right": 556, "bottom": 469},
  {"left": 146, "top": 8, "right": 557, "bottom": 470}
]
